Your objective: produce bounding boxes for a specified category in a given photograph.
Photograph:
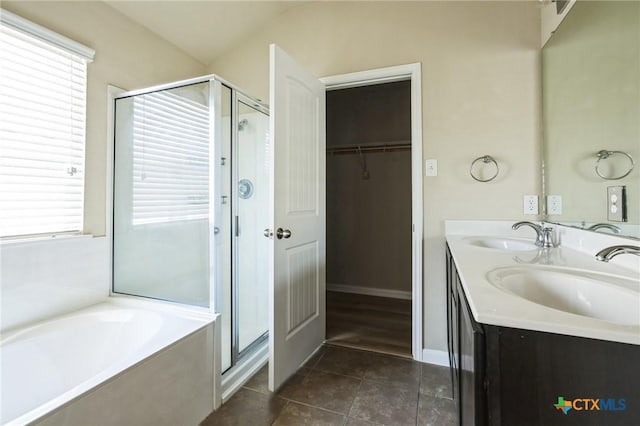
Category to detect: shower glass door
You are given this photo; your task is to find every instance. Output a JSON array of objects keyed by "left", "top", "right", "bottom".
[
  {"left": 113, "top": 82, "right": 211, "bottom": 307},
  {"left": 234, "top": 96, "right": 270, "bottom": 356}
]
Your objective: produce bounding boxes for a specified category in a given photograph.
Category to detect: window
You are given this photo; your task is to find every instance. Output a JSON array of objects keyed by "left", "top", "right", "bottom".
[
  {"left": 0, "top": 10, "right": 94, "bottom": 238},
  {"left": 127, "top": 85, "right": 210, "bottom": 226}
]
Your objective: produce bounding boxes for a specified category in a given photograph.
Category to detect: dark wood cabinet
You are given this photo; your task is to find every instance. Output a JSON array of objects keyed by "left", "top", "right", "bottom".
[{"left": 446, "top": 244, "right": 640, "bottom": 426}]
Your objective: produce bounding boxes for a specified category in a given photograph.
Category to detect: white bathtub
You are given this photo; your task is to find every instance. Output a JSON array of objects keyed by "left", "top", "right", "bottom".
[{"left": 0, "top": 297, "right": 217, "bottom": 426}]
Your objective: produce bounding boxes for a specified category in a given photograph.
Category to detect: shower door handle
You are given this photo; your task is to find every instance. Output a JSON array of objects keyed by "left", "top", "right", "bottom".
[{"left": 276, "top": 228, "right": 291, "bottom": 239}]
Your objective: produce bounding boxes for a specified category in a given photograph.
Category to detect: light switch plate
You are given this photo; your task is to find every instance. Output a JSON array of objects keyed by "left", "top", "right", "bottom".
[
  {"left": 607, "top": 186, "right": 627, "bottom": 222},
  {"left": 425, "top": 159, "right": 437, "bottom": 177}
]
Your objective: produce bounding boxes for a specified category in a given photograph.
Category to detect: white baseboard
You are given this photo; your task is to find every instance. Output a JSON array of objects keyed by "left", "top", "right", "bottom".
[
  {"left": 327, "top": 283, "right": 412, "bottom": 300},
  {"left": 422, "top": 349, "right": 450, "bottom": 367}
]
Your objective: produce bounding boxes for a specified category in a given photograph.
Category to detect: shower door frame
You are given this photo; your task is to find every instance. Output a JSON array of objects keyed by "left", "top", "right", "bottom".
[{"left": 109, "top": 74, "right": 271, "bottom": 371}]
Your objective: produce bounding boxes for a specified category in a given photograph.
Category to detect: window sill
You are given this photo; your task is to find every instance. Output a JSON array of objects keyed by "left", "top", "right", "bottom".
[{"left": 0, "top": 233, "right": 95, "bottom": 247}]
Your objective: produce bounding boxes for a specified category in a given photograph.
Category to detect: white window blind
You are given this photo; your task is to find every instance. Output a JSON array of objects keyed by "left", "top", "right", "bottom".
[
  {"left": 0, "top": 10, "right": 94, "bottom": 238},
  {"left": 131, "top": 89, "right": 210, "bottom": 225}
]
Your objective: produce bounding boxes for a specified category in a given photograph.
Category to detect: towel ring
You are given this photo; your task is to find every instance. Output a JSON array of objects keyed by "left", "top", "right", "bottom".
[
  {"left": 595, "top": 150, "right": 635, "bottom": 180},
  {"left": 470, "top": 155, "right": 499, "bottom": 182}
]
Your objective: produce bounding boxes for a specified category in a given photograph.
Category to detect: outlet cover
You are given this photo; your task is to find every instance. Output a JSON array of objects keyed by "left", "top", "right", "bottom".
[
  {"left": 607, "top": 186, "right": 627, "bottom": 222},
  {"left": 523, "top": 195, "right": 539, "bottom": 215},
  {"left": 547, "top": 195, "right": 562, "bottom": 215}
]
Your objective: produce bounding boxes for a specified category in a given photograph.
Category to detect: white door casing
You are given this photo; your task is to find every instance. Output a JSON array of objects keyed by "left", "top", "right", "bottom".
[
  {"left": 321, "top": 63, "right": 423, "bottom": 362},
  {"left": 268, "top": 44, "right": 326, "bottom": 391}
]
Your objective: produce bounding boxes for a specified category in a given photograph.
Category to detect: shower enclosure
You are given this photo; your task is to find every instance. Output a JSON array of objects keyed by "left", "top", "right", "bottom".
[{"left": 112, "top": 76, "right": 269, "bottom": 373}]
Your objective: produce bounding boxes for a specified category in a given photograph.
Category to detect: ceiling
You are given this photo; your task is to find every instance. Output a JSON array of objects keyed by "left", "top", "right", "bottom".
[{"left": 105, "top": 1, "right": 306, "bottom": 65}]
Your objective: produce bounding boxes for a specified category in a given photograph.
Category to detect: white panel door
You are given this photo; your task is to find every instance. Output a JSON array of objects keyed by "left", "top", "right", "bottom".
[{"left": 268, "top": 44, "right": 326, "bottom": 391}]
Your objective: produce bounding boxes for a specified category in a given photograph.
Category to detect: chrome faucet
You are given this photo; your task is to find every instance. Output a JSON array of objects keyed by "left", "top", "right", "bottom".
[
  {"left": 595, "top": 245, "right": 640, "bottom": 262},
  {"left": 587, "top": 223, "right": 620, "bottom": 234},
  {"left": 512, "top": 221, "right": 555, "bottom": 248}
]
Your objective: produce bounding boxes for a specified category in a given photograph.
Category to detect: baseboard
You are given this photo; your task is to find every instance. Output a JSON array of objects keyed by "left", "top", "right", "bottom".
[
  {"left": 327, "top": 283, "right": 412, "bottom": 300},
  {"left": 422, "top": 349, "right": 450, "bottom": 367}
]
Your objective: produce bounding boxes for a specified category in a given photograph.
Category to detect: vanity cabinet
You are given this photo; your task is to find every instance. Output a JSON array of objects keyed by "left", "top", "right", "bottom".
[{"left": 446, "top": 244, "right": 640, "bottom": 426}]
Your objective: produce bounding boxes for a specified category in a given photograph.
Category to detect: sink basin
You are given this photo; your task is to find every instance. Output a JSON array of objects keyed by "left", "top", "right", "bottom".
[
  {"left": 466, "top": 237, "right": 538, "bottom": 251},
  {"left": 486, "top": 267, "right": 640, "bottom": 326}
]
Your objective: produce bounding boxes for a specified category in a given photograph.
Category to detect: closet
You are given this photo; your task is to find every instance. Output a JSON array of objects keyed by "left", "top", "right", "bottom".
[{"left": 325, "top": 80, "right": 412, "bottom": 357}]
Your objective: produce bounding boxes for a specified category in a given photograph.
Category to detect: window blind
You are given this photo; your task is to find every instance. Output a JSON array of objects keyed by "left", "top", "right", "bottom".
[
  {"left": 131, "top": 89, "right": 210, "bottom": 225},
  {"left": 0, "top": 11, "right": 93, "bottom": 238}
]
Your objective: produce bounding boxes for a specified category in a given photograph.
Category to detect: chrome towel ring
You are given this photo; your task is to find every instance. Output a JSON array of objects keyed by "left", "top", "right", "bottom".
[
  {"left": 470, "top": 155, "right": 499, "bottom": 182},
  {"left": 595, "top": 150, "right": 635, "bottom": 180}
]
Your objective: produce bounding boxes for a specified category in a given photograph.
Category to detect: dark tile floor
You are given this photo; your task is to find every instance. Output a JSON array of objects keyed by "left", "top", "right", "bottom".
[{"left": 201, "top": 344, "right": 457, "bottom": 426}]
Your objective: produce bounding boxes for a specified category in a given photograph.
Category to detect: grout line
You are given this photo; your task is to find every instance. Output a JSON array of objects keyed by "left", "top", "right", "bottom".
[
  {"left": 346, "top": 375, "right": 365, "bottom": 422},
  {"left": 270, "top": 400, "right": 290, "bottom": 426},
  {"left": 415, "top": 362, "right": 422, "bottom": 426},
  {"left": 276, "top": 396, "right": 350, "bottom": 417},
  {"left": 414, "top": 390, "right": 421, "bottom": 426}
]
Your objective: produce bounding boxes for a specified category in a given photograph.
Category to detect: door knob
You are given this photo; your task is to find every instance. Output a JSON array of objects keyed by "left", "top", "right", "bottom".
[
  {"left": 276, "top": 228, "right": 291, "bottom": 239},
  {"left": 263, "top": 228, "right": 273, "bottom": 238}
]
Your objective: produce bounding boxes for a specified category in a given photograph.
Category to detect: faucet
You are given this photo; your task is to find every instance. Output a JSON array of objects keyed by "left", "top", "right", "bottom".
[
  {"left": 587, "top": 223, "right": 620, "bottom": 234},
  {"left": 512, "top": 221, "right": 555, "bottom": 248},
  {"left": 595, "top": 245, "right": 640, "bottom": 262}
]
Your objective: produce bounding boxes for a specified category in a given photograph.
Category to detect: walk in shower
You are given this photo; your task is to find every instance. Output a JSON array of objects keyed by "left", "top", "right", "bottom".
[{"left": 112, "top": 76, "right": 269, "bottom": 373}]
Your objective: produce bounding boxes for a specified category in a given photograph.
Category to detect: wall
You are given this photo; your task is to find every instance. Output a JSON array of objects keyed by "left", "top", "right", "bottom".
[
  {"left": 326, "top": 82, "right": 412, "bottom": 296},
  {"left": 207, "top": 1, "right": 542, "bottom": 353},
  {"left": 0, "top": 236, "right": 109, "bottom": 332},
  {"left": 1, "top": 1, "right": 206, "bottom": 237},
  {"left": 327, "top": 151, "right": 412, "bottom": 296}
]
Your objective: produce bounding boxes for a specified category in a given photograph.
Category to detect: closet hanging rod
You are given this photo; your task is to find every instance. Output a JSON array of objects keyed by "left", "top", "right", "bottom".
[{"left": 326, "top": 142, "right": 411, "bottom": 155}]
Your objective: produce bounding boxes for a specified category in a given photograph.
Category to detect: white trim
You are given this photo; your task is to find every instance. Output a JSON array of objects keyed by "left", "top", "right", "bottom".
[
  {"left": 106, "top": 85, "right": 125, "bottom": 297},
  {"left": 422, "top": 349, "right": 450, "bottom": 367},
  {"left": 321, "top": 62, "right": 424, "bottom": 362},
  {"left": 221, "top": 341, "right": 269, "bottom": 403},
  {"left": 327, "top": 283, "right": 411, "bottom": 300},
  {"left": 0, "top": 8, "right": 95, "bottom": 61}
]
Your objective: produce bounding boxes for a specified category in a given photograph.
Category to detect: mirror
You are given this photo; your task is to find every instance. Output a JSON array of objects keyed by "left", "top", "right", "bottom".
[{"left": 542, "top": 1, "right": 639, "bottom": 239}]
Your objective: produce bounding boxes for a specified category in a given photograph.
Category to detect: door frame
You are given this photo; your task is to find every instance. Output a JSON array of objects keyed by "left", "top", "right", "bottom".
[{"left": 321, "top": 63, "right": 424, "bottom": 361}]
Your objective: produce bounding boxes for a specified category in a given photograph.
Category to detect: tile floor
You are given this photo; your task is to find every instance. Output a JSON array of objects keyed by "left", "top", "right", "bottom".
[{"left": 201, "top": 344, "right": 457, "bottom": 426}]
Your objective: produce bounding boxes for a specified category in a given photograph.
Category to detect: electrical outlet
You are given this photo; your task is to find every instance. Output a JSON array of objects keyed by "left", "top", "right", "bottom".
[
  {"left": 547, "top": 195, "right": 562, "bottom": 215},
  {"left": 607, "top": 186, "right": 627, "bottom": 222},
  {"left": 425, "top": 159, "right": 437, "bottom": 177},
  {"left": 523, "top": 195, "right": 539, "bottom": 215}
]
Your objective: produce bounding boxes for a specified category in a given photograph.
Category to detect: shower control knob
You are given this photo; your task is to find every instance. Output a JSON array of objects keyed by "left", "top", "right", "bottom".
[
  {"left": 276, "top": 228, "right": 292, "bottom": 239},
  {"left": 263, "top": 228, "right": 273, "bottom": 239}
]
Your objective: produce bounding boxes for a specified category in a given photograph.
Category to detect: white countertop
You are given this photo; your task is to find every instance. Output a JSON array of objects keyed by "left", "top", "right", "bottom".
[{"left": 446, "top": 233, "right": 640, "bottom": 345}]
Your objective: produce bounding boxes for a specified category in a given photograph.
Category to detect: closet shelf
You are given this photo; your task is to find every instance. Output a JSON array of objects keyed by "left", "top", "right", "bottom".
[{"left": 326, "top": 142, "right": 411, "bottom": 155}]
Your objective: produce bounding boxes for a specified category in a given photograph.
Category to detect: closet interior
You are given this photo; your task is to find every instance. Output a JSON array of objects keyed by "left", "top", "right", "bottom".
[{"left": 325, "top": 80, "right": 413, "bottom": 358}]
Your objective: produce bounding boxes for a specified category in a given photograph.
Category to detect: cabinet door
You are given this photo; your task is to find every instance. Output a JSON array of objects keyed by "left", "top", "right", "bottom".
[
  {"left": 446, "top": 246, "right": 458, "bottom": 405},
  {"left": 459, "top": 289, "right": 486, "bottom": 426}
]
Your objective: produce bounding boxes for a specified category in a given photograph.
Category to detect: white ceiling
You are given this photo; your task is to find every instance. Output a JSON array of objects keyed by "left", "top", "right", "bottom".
[{"left": 105, "top": 1, "right": 305, "bottom": 65}]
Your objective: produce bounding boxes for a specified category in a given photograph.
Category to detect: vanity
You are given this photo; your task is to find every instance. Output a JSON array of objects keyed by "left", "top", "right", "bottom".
[{"left": 445, "top": 224, "right": 640, "bottom": 426}]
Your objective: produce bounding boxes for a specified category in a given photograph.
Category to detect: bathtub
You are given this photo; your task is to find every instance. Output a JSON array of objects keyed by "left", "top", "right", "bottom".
[{"left": 0, "top": 297, "right": 218, "bottom": 426}]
